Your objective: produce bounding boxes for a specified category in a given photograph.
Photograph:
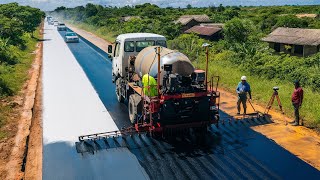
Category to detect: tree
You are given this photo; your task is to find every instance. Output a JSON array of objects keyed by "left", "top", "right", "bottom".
[
  {"left": 223, "top": 9, "right": 239, "bottom": 20},
  {"left": 0, "top": 14, "right": 24, "bottom": 45},
  {"left": 217, "top": 4, "right": 225, "bottom": 12},
  {"left": 54, "top": 6, "right": 66, "bottom": 11},
  {"left": 186, "top": 4, "right": 192, "bottom": 9},
  {"left": 85, "top": 3, "right": 98, "bottom": 18},
  {"left": 276, "top": 15, "right": 309, "bottom": 28},
  {"left": 224, "top": 18, "right": 257, "bottom": 44}
]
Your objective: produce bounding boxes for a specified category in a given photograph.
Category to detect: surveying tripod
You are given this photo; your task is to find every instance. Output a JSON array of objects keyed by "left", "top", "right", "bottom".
[{"left": 264, "top": 87, "right": 285, "bottom": 115}]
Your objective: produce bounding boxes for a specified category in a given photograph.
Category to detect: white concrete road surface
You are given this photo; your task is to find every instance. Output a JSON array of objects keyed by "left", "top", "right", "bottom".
[{"left": 42, "top": 23, "right": 148, "bottom": 179}]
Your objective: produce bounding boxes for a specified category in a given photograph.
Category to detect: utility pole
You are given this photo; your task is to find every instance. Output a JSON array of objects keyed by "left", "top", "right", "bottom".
[
  {"left": 202, "top": 43, "right": 211, "bottom": 91},
  {"left": 157, "top": 46, "right": 161, "bottom": 96}
]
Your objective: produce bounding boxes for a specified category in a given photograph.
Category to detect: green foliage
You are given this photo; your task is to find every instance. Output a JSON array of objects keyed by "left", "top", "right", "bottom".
[
  {"left": 0, "top": 3, "right": 43, "bottom": 98},
  {"left": 0, "top": 3, "right": 45, "bottom": 45},
  {"left": 168, "top": 33, "right": 205, "bottom": 63},
  {"left": 224, "top": 18, "right": 257, "bottom": 44},
  {"left": 276, "top": 15, "right": 309, "bottom": 28},
  {"left": 55, "top": 6, "right": 66, "bottom": 11}
]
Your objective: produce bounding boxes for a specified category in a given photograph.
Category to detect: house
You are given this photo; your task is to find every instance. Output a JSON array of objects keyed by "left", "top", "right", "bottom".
[
  {"left": 296, "top": 14, "right": 319, "bottom": 19},
  {"left": 185, "top": 25, "right": 223, "bottom": 41},
  {"left": 199, "top": 23, "right": 224, "bottom": 28},
  {"left": 175, "top": 15, "right": 212, "bottom": 31},
  {"left": 262, "top": 27, "right": 320, "bottom": 56},
  {"left": 121, "top": 16, "right": 141, "bottom": 22}
]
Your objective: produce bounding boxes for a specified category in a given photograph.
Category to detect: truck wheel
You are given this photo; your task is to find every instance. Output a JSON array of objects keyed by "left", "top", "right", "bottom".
[
  {"left": 128, "top": 94, "right": 142, "bottom": 124},
  {"left": 116, "top": 78, "right": 124, "bottom": 103}
]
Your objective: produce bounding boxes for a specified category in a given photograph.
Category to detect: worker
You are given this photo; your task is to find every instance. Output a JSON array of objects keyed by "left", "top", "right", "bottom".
[
  {"left": 236, "top": 76, "right": 252, "bottom": 115},
  {"left": 142, "top": 74, "right": 158, "bottom": 97},
  {"left": 290, "top": 80, "right": 303, "bottom": 126}
]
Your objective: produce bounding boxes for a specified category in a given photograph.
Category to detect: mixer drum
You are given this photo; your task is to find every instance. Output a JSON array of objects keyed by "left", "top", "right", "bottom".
[{"left": 134, "top": 46, "right": 195, "bottom": 80}]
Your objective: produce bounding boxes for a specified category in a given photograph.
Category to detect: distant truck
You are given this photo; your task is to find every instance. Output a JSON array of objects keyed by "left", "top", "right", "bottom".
[
  {"left": 107, "top": 33, "right": 219, "bottom": 133},
  {"left": 57, "top": 23, "right": 66, "bottom": 31}
]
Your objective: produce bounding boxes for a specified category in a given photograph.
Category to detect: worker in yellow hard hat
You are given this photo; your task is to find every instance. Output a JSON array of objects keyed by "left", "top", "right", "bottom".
[
  {"left": 142, "top": 74, "right": 158, "bottom": 97},
  {"left": 236, "top": 76, "right": 252, "bottom": 115}
]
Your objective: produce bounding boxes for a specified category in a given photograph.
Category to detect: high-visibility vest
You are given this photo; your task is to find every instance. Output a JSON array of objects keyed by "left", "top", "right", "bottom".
[{"left": 142, "top": 74, "right": 158, "bottom": 97}]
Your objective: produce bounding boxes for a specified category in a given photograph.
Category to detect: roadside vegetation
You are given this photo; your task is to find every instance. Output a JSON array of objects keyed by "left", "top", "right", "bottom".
[
  {"left": 0, "top": 3, "right": 44, "bottom": 138},
  {"left": 52, "top": 4, "right": 320, "bottom": 129}
]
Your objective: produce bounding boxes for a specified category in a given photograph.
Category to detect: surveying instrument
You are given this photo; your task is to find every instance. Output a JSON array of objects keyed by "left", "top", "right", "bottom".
[{"left": 264, "top": 87, "right": 285, "bottom": 115}]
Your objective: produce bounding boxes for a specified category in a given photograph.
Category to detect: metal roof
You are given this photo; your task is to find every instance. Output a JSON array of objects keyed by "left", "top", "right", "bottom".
[
  {"left": 185, "top": 26, "right": 222, "bottom": 36},
  {"left": 262, "top": 27, "right": 320, "bottom": 46},
  {"left": 175, "top": 14, "right": 211, "bottom": 25}
]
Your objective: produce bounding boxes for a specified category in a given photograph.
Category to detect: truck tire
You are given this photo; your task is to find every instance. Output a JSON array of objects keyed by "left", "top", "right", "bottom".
[
  {"left": 128, "top": 94, "right": 142, "bottom": 124},
  {"left": 116, "top": 78, "right": 124, "bottom": 103}
]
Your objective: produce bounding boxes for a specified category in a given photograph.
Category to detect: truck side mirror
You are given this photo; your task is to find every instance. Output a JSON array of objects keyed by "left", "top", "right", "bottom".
[{"left": 108, "top": 45, "right": 112, "bottom": 54}]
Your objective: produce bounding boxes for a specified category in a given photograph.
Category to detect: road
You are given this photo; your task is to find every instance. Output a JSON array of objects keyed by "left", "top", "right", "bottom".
[
  {"left": 42, "top": 23, "right": 148, "bottom": 179},
  {"left": 42, "top": 23, "right": 320, "bottom": 179}
]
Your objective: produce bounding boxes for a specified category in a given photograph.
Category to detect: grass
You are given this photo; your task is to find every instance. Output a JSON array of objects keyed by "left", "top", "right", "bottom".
[
  {"left": 198, "top": 53, "right": 320, "bottom": 130},
  {"left": 0, "top": 27, "right": 41, "bottom": 139}
]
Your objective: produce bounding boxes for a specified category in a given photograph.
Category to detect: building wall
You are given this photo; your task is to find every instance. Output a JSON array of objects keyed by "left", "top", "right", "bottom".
[
  {"left": 269, "top": 42, "right": 275, "bottom": 49},
  {"left": 268, "top": 42, "right": 319, "bottom": 56},
  {"left": 303, "top": 45, "right": 318, "bottom": 56}
]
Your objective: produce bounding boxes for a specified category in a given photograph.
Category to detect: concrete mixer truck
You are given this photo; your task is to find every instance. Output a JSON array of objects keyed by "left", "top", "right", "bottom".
[{"left": 107, "top": 33, "right": 220, "bottom": 134}]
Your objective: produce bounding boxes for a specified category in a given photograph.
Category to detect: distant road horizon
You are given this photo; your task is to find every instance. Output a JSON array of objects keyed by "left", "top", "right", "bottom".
[{"left": 1, "top": 0, "right": 320, "bottom": 11}]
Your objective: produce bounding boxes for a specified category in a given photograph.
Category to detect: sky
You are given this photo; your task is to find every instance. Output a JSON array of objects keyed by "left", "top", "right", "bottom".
[{"left": 1, "top": 0, "right": 320, "bottom": 11}]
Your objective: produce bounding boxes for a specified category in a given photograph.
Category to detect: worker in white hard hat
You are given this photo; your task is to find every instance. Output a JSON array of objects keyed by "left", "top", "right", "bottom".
[{"left": 236, "top": 76, "right": 252, "bottom": 115}]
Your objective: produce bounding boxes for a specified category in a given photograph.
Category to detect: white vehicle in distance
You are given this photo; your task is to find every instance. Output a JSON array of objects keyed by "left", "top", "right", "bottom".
[
  {"left": 48, "top": 20, "right": 54, "bottom": 25},
  {"left": 57, "top": 23, "right": 67, "bottom": 31},
  {"left": 64, "top": 32, "right": 79, "bottom": 43},
  {"left": 53, "top": 20, "right": 59, "bottom": 26},
  {"left": 47, "top": 16, "right": 52, "bottom": 22}
]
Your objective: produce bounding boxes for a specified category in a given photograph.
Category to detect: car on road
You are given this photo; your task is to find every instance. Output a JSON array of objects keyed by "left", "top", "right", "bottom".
[
  {"left": 57, "top": 23, "right": 67, "bottom": 31},
  {"left": 47, "top": 16, "right": 52, "bottom": 22},
  {"left": 64, "top": 32, "right": 79, "bottom": 43},
  {"left": 53, "top": 20, "right": 59, "bottom": 26}
]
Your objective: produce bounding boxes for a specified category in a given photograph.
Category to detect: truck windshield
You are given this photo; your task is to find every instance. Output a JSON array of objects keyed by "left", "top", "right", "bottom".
[
  {"left": 156, "top": 40, "right": 167, "bottom": 47},
  {"left": 124, "top": 41, "right": 134, "bottom": 52},
  {"left": 66, "top": 33, "right": 76, "bottom": 36},
  {"left": 136, "top": 41, "right": 155, "bottom": 52}
]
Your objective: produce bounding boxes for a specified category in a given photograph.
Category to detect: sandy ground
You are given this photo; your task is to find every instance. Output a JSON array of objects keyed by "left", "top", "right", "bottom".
[
  {"left": 67, "top": 24, "right": 113, "bottom": 51},
  {"left": 24, "top": 50, "right": 43, "bottom": 179},
  {"left": 0, "top": 24, "right": 43, "bottom": 180},
  {"left": 68, "top": 26, "right": 320, "bottom": 171}
]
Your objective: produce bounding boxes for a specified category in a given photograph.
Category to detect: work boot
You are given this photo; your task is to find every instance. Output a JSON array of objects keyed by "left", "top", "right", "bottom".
[
  {"left": 289, "top": 121, "right": 296, "bottom": 124},
  {"left": 292, "top": 120, "right": 299, "bottom": 126}
]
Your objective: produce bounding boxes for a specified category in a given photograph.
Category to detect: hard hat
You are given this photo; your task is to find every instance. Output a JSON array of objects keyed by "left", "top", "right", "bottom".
[{"left": 241, "top": 76, "right": 247, "bottom": 81}]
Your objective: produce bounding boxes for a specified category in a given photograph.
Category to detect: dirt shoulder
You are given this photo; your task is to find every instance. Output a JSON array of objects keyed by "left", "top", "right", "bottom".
[
  {"left": 69, "top": 26, "right": 320, "bottom": 171},
  {"left": 0, "top": 25, "right": 43, "bottom": 179},
  {"left": 23, "top": 43, "right": 43, "bottom": 180},
  {"left": 67, "top": 24, "right": 113, "bottom": 52}
]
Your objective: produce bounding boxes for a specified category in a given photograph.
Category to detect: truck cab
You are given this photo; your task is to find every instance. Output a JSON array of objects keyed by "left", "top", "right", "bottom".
[{"left": 108, "top": 33, "right": 167, "bottom": 82}]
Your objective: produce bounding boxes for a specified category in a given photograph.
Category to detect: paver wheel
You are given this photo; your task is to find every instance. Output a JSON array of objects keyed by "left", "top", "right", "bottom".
[{"left": 128, "top": 94, "right": 142, "bottom": 124}]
